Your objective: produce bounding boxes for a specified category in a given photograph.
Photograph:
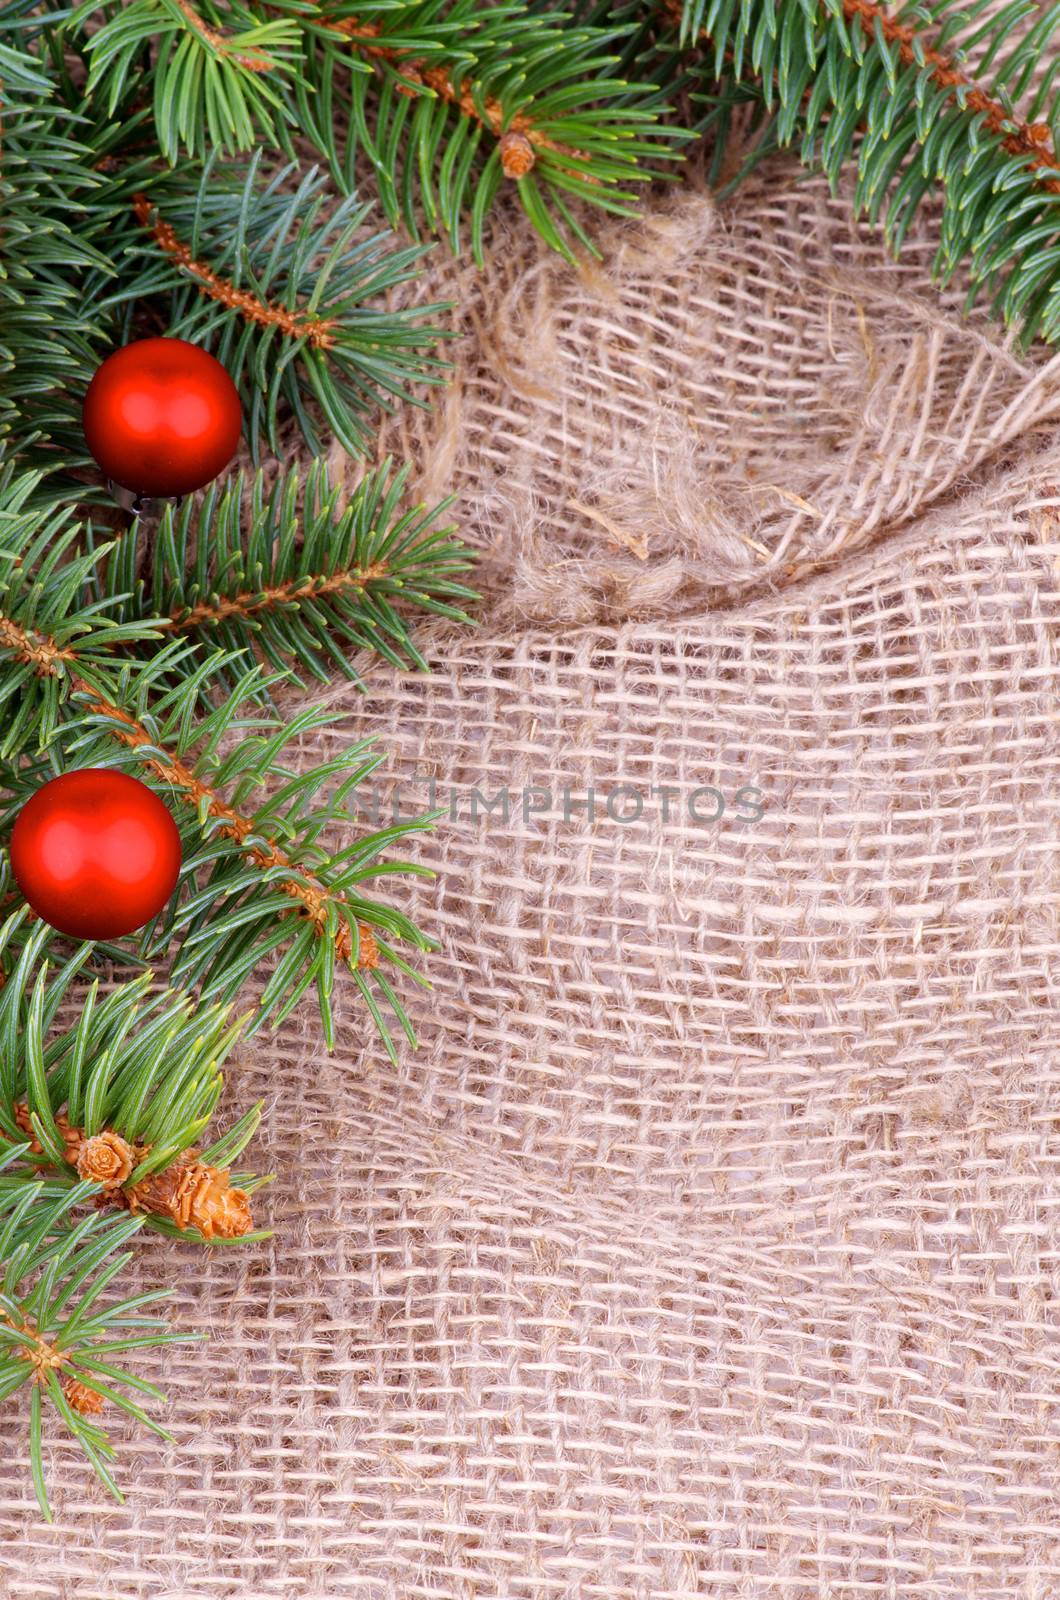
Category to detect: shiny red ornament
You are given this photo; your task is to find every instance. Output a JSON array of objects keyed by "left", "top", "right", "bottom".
[
  {"left": 10, "top": 769, "right": 182, "bottom": 940},
  {"left": 82, "top": 337, "right": 242, "bottom": 498}
]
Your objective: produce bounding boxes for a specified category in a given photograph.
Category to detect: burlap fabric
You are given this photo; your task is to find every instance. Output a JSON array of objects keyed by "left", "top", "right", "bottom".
[{"left": 2, "top": 158, "right": 1060, "bottom": 1598}]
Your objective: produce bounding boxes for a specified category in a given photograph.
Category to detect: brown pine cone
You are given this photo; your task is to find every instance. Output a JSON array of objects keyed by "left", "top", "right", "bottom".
[
  {"left": 499, "top": 130, "right": 536, "bottom": 179},
  {"left": 127, "top": 1157, "right": 253, "bottom": 1240},
  {"left": 76, "top": 1130, "right": 136, "bottom": 1190},
  {"left": 62, "top": 1377, "right": 105, "bottom": 1416},
  {"left": 55, "top": 1112, "right": 83, "bottom": 1166},
  {"left": 184, "top": 1165, "right": 254, "bottom": 1240},
  {"left": 8, "top": 1104, "right": 82, "bottom": 1164},
  {"left": 335, "top": 920, "right": 379, "bottom": 968}
]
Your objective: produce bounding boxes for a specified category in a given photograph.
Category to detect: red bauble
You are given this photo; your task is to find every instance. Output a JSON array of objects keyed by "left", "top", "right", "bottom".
[
  {"left": 10, "top": 769, "right": 182, "bottom": 940},
  {"left": 82, "top": 337, "right": 242, "bottom": 498}
]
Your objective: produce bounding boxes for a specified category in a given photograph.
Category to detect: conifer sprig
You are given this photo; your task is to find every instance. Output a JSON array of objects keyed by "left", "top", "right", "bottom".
[
  {"left": 102, "top": 154, "right": 453, "bottom": 457},
  {"left": 73, "top": 0, "right": 308, "bottom": 162},
  {"left": 0, "top": 48, "right": 115, "bottom": 452},
  {"left": 0, "top": 1026, "right": 212, "bottom": 1529},
  {"left": 68, "top": 0, "right": 687, "bottom": 267},
  {"left": 0, "top": 664, "right": 438, "bottom": 1056},
  {"left": 299, "top": 0, "right": 689, "bottom": 262},
  {"left": 0, "top": 1159, "right": 185, "bottom": 1521},
  {"left": 1, "top": 74, "right": 451, "bottom": 462},
  {"left": 0, "top": 469, "right": 171, "bottom": 759},
  {"left": 667, "top": 0, "right": 1060, "bottom": 341},
  {"left": 0, "top": 470, "right": 445, "bottom": 1054},
  {"left": 0, "top": 917, "right": 266, "bottom": 1241},
  {"left": 95, "top": 458, "right": 477, "bottom": 686},
  {"left": 0, "top": 578, "right": 437, "bottom": 1053},
  {"left": 0, "top": 916, "right": 267, "bottom": 1517}
]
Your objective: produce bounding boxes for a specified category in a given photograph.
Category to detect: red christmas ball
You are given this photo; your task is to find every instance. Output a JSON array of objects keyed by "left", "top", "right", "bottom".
[
  {"left": 82, "top": 337, "right": 242, "bottom": 498},
  {"left": 10, "top": 769, "right": 182, "bottom": 940}
]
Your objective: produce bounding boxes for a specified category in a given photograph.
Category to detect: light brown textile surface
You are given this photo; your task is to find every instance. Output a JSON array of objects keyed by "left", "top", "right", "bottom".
[{"left": 2, "top": 164, "right": 1060, "bottom": 1598}]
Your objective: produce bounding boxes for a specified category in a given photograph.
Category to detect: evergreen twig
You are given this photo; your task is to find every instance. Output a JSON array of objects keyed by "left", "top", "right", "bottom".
[
  {"left": 0, "top": 657, "right": 437, "bottom": 1056},
  {"left": 94, "top": 458, "right": 477, "bottom": 686},
  {"left": 299, "top": 0, "right": 690, "bottom": 262},
  {"left": 0, "top": 917, "right": 266, "bottom": 1242},
  {"left": 666, "top": 0, "right": 1060, "bottom": 340},
  {"left": 106, "top": 154, "right": 453, "bottom": 457}
]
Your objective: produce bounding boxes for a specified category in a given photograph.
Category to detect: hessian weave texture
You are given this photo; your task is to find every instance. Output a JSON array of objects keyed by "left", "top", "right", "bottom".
[{"left": 1, "top": 161, "right": 1059, "bottom": 1598}]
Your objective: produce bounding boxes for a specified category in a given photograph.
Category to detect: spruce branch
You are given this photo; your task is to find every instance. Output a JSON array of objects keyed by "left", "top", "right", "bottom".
[
  {"left": 300, "top": 0, "right": 689, "bottom": 263},
  {"left": 72, "top": 0, "right": 306, "bottom": 162},
  {"left": 665, "top": 0, "right": 1060, "bottom": 340},
  {"left": 0, "top": 1138, "right": 193, "bottom": 1519},
  {"left": 320, "top": 11, "right": 593, "bottom": 174},
  {"left": 131, "top": 190, "right": 341, "bottom": 349},
  {"left": 94, "top": 458, "right": 477, "bottom": 686},
  {"left": 0, "top": 53, "right": 452, "bottom": 461},
  {"left": 0, "top": 459, "right": 455, "bottom": 1053},
  {"left": 0, "top": 652, "right": 438, "bottom": 1055},
  {"left": 0, "top": 468, "right": 170, "bottom": 758},
  {"left": 73, "top": 681, "right": 388, "bottom": 962},
  {"left": 0, "top": 57, "right": 119, "bottom": 454},
  {"left": 0, "top": 917, "right": 265, "bottom": 1242},
  {"left": 0, "top": 600, "right": 438, "bottom": 1057},
  {"left": 105, "top": 154, "right": 452, "bottom": 456},
  {"left": 0, "top": 593, "right": 434, "bottom": 1054},
  {"left": 0, "top": 10, "right": 54, "bottom": 98},
  {"left": 837, "top": 0, "right": 1060, "bottom": 187}
]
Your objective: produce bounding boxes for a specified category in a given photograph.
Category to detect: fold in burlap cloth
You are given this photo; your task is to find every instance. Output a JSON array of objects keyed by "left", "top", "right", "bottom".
[{"left": 2, "top": 162, "right": 1058, "bottom": 1598}]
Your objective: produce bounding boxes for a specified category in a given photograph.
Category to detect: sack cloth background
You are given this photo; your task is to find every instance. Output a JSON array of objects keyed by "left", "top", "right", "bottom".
[{"left": 2, "top": 155, "right": 1060, "bottom": 1598}]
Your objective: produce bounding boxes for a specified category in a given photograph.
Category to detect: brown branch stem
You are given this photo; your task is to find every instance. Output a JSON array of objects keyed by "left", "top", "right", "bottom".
[
  {"left": 171, "top": 0, "right": 275, "bottom": 72},
  {"left": 159, "top": 562, "right": 390, "bottom": 632},
  {"left": 0, "top": 611, "right": 379, "bottom": 970},
  {"left": 324, "top": 15, "right": 585, "bottom": 178},
  {"left": 0, "top": 616, "right": 73, "bottom": 672},
  {"left": 133, "top": 195, "right": 339, "bottom": 349}
]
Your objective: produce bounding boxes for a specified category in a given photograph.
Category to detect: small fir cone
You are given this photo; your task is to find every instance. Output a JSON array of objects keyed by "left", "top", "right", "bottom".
[
  {"left": 11, "top": 1102, "right": 82, "bottom": 1164},
  {"left": 6, "top": 1103, "right": 254, "bottom": 1239},
  {"left": 335, "top": 920, "right": 379, "bottom": 969},
  {"left": 126, "top": 1155, "right": 253, "bottom": 1240},
  {"left": 63, "top": 1377, "right": 104, "bottom": 1416},
  {"left": 499, "top": 130, "right": 535, "bottom": 178},
  {"left": 355, "top": 922, "right": 379, "bottom": 969},
  {"left": 76, "top": 1130, "right": 136, "bottom": 1191},
  {"left": 4, "top": 1309, "right": 65, "bottom": 1385}
]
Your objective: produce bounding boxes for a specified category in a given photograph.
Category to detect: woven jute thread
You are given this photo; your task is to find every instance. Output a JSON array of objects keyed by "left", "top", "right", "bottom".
[
  {"left": 0, "top": 151, "right": 1058, "bottom": 1598},
  {"left": 377, "top": 166, "right": 1060, "bottom": 621}
]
